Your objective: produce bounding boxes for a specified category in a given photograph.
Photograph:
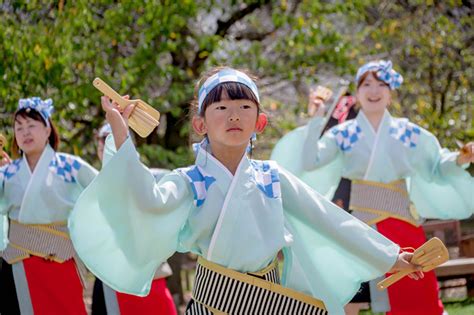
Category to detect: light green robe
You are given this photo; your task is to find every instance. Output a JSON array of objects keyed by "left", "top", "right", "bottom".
[
  {"left": 272, "top": 110, "right": 474, "bottom": 219},
  {"left": 69, "top": 136, "right": 400, "bottom": 314},
  {"left": 0, "top": 144, "right": 97, "bottom": 251}
]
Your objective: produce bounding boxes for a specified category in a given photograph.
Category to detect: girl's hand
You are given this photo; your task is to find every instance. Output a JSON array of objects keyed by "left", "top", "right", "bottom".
[
  {"left": 0, "top": 151, "right": 12, "bottom": 167},
  {"left": 457, "top": 142, "right": 474, "bottom": 166},
  {"left": 101, "top": 95, "right": 135, "bottom": 128},
  {"left": 100, "top": 95, "right": 135, "bottom": 150},
  {"left": 390, "top": 252, "right": 424, "bottom": 280},
  {"left": 308, "top": 89, "right": 326, "bottom": 117}
]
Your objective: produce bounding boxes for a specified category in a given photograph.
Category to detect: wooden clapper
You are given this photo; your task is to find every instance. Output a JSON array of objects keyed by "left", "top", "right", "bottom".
[
  {"left": 93, "top": 78, "right": 160, "bottom": 138},
  {"left": 0, "top": 134, "right": 6, "bottom": 156},
  {"left": 313, "top": 85, "right": 333, "bottom": 103},
  {"left": 377, "top": 237, "right": 449, "bottom": 290},
  {"left": 312, "top": 83, "right": 348, "bottom": 127}
]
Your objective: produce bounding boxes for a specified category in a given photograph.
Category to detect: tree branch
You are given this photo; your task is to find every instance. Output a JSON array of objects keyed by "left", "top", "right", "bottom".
[{"left": 189, "top": 0, "right": 272, "bottom": 73}]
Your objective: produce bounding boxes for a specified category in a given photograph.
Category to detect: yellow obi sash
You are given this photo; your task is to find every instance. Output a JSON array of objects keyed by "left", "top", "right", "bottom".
[
  {"left": 350, "top": 179, "right": 421, "bottom": 226},
  {"left": 192, "top": 256, "right": 327, "bottom": 315}
]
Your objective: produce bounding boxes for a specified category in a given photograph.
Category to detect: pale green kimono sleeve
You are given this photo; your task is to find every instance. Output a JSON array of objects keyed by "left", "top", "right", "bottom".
[
  {"left": 279, "top": 167, "right": 399, "bottom": 314},
  {"left": 271, "top": 117, "right": 343, "bottom": 198},
  {"left": 69, "top": 136, "right": 192, "bottom": 296},
  {"left": 410, "top": 129, "right": 474, "bottom": 219},
  {"left": 75, "top": 157, "right": 98, "bottom": 188}
]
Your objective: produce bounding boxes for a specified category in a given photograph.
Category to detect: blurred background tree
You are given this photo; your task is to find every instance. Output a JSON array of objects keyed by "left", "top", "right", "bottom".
[{"left": 0, "top": 0, "right": 472, "bottom": 168}]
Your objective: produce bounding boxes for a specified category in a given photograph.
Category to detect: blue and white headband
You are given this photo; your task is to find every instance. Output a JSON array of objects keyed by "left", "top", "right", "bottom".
[
  {"left": 18, "top": 97, "right": 54, "bottom": 126},
  {"left": 197, "top": 68, "right": 260, "bottom": 114},
  {"left": 355, "top": 60, "right": 403, "bottom": 90}
]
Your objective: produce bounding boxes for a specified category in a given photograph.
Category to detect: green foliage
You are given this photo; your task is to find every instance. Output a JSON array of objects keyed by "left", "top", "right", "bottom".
[
  {"left": 343, "top": 0, "right": 473, "bottom": 149},
  {"left": 1, "top": 0, "right": 350, "bottom": 164},
  {"left": 1, "top": 1, "right": 471, "bottom": 165}
]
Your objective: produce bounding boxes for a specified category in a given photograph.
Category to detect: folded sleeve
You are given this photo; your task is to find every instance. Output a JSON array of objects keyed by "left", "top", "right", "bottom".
[
  {"left": 279, "top": 166, "right": 399, "bottom": 314},
  {"left": 302, "top": 117, "right": 341, "bottom": 171},
  {"left": 271, "top": 119, "right": 343, "bottom": 198},
  {"left": 69, "top": 136, "right": 193, "bottom": 296},
  {"left": 409, "top": 128, "right": 474, "bottom": 219},
  {"left": 75, "top": 157, "right": 98, "bottom": 189}
]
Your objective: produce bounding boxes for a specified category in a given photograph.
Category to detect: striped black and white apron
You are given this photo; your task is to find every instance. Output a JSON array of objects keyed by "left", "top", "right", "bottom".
[{"left": 186, "top": 257, "right": 327, "bottom": 315}]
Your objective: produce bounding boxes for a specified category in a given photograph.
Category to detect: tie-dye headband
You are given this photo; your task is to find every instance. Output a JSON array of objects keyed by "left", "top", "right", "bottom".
[
  {"left": 18, "top": 97, "right": 54, "bottom": 126},
  {"left": 355, "top": 60, "right": 403, "bottom": 90},
  {"left": 198, "top": 68, "right": 260, "bottom": 114}
]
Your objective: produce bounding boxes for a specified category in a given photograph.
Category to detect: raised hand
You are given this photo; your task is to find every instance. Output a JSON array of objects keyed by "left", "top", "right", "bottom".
[
  {"left": 0, "top": 151, "right": 12, "bottom": 168},
  {"left": 457, "top": 141, "right": 474, "bottom": 166},
  {"left": 307, "top": 88, "right": 327, "bottom": 117},
  {"left": 100, "top": 95, "right": 135, "bottom": 150}
]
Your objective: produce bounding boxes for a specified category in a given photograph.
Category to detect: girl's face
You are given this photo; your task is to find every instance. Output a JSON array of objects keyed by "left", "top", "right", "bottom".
[
  {"left": 356, "top": 72, "right": 391, "bottom": 114},
  {"left": 193, "top": 91, "right": 266, "bottom": 153},
  {"left": 14, "top": 115, "right": 50, "bottom": 156}
]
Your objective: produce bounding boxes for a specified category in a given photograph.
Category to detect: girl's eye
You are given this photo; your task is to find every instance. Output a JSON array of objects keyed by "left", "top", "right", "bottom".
[
  {"left": 216, "top": 106, "right": 227, "bottom": 110},
  {"left": 242, "top": 104, "right": 252, "bottom": 109}
]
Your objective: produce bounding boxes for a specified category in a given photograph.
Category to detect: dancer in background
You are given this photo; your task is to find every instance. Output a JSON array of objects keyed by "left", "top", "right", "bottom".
[
  {"left": 0, "top": 97, "right": 97, "bottom": 315},
  {"left": 272, "top": 60, "right": 474, "bottom": 314},
  {"left": 309, "top": 91, "right": 358, "bottom": 211}
]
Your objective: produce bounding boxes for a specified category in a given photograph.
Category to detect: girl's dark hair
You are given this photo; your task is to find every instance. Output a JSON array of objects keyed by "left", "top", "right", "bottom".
[
  {"left": 357, "top": 71, "right": 390, "bottom": 89},
  {"left": 11, "top": 108, "right": 60, "bottom": 158},
  {"left": 192, "top": 66, "right": 261, "bottom": 117}
]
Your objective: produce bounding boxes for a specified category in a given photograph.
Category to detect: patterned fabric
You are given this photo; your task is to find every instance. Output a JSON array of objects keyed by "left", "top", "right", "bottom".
[
  {"left": 49, "top": 154, "right": 82, "bottom": 183},
  {"left": 188, "top": 257, "right": 327, "bottom": 315},
  {"left": 355, "top": 60, "right": 403, "bottom": 90},
  {"left": 331, "top": 121, "right": 363, "bottom": 152},
  {"left": 249, "top": 160, "right": 281, "bottom": 199},
  {"left": 185, "top": 300, "right": 213, "bottom": 315},
  {"left": 197, "top": 68, "right": 260, "bottom": 114},
  {"left": 1, "top": 159, "right": 22, "bottom": 181},
  {"left": 18, "top": 97, "right": 54, "bottom": 124},
  {"left": 180, "top": 166, "right": 216, "bottom": 207},
  {"left": 350, "top": 179, "right": 422, "bottom": 227},
  {"left": 389, "top": 119, "right": 421, "bottom": 148},
  {"left": 185, "top": 261, "right": 282, "bottom": 315},
  {"left": 3, "top": 220, "right": 76, "bottom": 264}
]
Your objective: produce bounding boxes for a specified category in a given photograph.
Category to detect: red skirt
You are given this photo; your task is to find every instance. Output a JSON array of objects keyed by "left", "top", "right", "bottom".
[
  {"left": 377, "top": 218, "right": 444, "bottom": 315},
  {"left": 115, "top": 278, "right": 177, "bottom": 315},
  {"left": 22, "top": 256, "right": 86, "bottom": 315}
]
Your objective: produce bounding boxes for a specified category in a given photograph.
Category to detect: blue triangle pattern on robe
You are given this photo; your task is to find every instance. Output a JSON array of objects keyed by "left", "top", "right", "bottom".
[
  {"left": 49, "top": 153, "right": 82, "bottom": 183},
  {"left": 179, "top": 165, "right": 216, "bottom": 207},
  {"left": 249, "top": 160, "right": 281, "bottom": 199},
  {"left": 331, "top": 120, "right": 363, "bottom": 151},
  {"left": 1, "top": 159, "right": 22, "bottom": 181},
  {"left": 389, "top": 119, "right": 421, "bottom": 148}
]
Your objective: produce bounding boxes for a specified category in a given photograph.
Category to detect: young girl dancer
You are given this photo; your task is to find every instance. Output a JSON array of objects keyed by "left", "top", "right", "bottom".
[
  {"left": 69, "top": 67, "right": 421, "bottom": 314},
  {"left": 272, "top": 60, "right": 474, "bottom": 314},
  {"left": 0, "top": 97, "right": 98, "bottom": 314}
]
